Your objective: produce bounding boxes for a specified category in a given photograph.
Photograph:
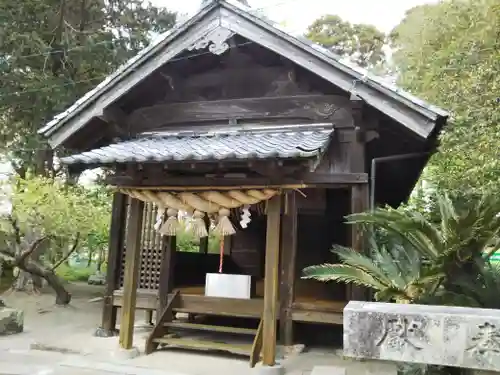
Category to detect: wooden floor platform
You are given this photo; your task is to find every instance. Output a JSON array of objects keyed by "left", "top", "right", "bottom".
[{"left": 113, "top": 280, "right": 345, "bottom": 325}]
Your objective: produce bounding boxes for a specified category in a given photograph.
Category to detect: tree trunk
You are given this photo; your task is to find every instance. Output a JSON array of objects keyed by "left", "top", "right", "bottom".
[
  {"left": 87, "top": 249, "right": 95, "bottom": 267},
  {"left": 4, "top": 220, "right": 72, "bottom": 304},
  {"left": 22, "top": 259, "right": 71, "bottom": 305},
  {"left": 97, "top": 248, "right": 104, "bottom": 272},
  {"left": 12, "top": 233, "right": 48, "bottom": 292},
  {"left": 44, "top": 271, "right": 71, "bottom": 305},
  {"left": 4, "top": 235, "right": 72, "bottom": 305},
  {"left": 13, "top": 270, "right": 29, "bottom": 290}
]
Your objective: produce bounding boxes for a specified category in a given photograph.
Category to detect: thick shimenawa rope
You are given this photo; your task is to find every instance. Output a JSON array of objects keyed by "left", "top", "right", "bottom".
[{"left": 118, "top": 188, "right": 279, "bottom": 237}]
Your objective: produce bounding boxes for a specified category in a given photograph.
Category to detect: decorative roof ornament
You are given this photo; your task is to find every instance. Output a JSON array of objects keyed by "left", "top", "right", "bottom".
[{"left": 187, "top": 27, "right": 234, "bottom": 55}]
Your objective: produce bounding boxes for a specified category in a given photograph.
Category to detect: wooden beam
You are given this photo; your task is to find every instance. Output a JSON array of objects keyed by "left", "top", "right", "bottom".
[
  {"left": 250, "top": 317, "right": 264, "bottom": 368},
  {"left": 262, "top": 195, "right": 282, "bottom": 366},
  {"left": 102, "top": 106, "right": 130, "bottom": 138},
  {"left": 279, "top": 191, "right": 298, "bottom": 346},
  {"left": 118, "top": 198, "right": 144, "bottom": 350},
  {"left": 145, "top": 310, "right": 153, "bottom": 325},
  {"left": 181, "top": 66, "right": 282, "bottom": 89},
  {"left": 45, "top": 12, "right": 223, "bottom": 148},
  {"left": 103, "top": 106, "right": 128, "bottom": 125},
  {"left": 100, "top": 192, "right": 126, "bottom": 336},
  {"left": 350, "top": 184, "right": 369, "bottom": 301},
  {"left": 112, "top": 289, "right": 347, "bottom": 326},
  {"left": 223, "top": 236, "right": 232, "bottom": 256},
  {"left": 348, "top": 100, "right": 369, "bottom": 301},
  {"left": 157, "top": 236, "right": 176, "bottom": 317},
  {"left": 145, "top": 290, "right": 180, "bottom": 354},
  {"left": 199, "top": 215, "right": 210, "bottom": 254},
  {"left": 107, "top": 172, "right": 368, "bottom": 189},
  {"left": 220, "top": 8, "right": 441, "bottom": 139},
  {"left": 126, "top": 95, "right": 353, "bottom": 132}
]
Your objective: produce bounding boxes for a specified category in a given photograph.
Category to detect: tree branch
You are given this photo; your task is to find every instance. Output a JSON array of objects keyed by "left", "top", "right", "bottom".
[
  {"left": 51, "top": 232, "right": 80, "bottom": 271},
  {"left": 7, "top": 215, "right": 22, "bottom": 246},
  {"left": 0, "top": 250, "right": 16, "bottom": 263},
  {"left": 17, "top": 236, "right": 50, "bottom": 264}
]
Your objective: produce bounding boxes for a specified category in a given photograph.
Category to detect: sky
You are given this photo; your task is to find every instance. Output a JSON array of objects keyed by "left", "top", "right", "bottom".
[{"left": 155, "top": 0, "right": 436, "bottom": 34}]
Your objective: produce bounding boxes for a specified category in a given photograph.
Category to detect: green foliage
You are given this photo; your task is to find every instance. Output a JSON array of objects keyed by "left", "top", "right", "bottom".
[
  {"left": 303, "top": 192, "right": 500, "bottom": 306},
  {"left": 303, "top": 236, "right": 441, "bottom": 304},
  {"left": 176, "top": 223, "right": 200, "bottom": 253},
  {"left": 56, "top": 264, "right": 94, "bottom": 282},
  {"left": 2, "top": 175, "right": 111, "bottom": 264},
  {"left": 390, "top": 0, "right": 500, "bottom": 196},
  {"left": 56, "top": 263, "right": 106, "bottom": 282},
  {"left": 176, "top": 220, "right": 221, "bottom": 253},
  {"left": 0, "top": 0, "right": 176, "bottom": 177},
  {"left": 305, "top": 14, "right": 386, "bottom": 68}
]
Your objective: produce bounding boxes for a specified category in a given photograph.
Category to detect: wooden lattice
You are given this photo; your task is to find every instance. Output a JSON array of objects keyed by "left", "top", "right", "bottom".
[{"left": 119, "top": 199, "right": 164, "bottom": 290}]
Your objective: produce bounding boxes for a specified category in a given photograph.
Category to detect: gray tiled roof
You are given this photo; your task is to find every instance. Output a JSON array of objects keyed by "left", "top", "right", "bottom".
[
  {"left": 60, "top": 127, "right": 333, "bottom": 165},
  {"left": 39, "top": 0, "right": 448, "bottom": 140}
]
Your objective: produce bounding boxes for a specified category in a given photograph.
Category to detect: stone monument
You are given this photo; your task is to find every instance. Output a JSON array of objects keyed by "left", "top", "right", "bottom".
[
  {"left": 342, "top": 301, "right": 500, "bottom": 374},
  {"left": 0, "top": 300, "right": 24, "bottom": 335}
]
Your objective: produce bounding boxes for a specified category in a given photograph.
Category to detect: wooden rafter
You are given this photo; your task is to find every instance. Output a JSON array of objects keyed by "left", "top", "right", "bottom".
[{"left": 107, "top": 172, "right": 369, "bottom": 189}]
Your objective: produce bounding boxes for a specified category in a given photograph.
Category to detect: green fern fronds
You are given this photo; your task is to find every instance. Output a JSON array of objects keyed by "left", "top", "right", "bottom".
[{"left": 302, "top": 263, "right": 388, "bottom": 290}]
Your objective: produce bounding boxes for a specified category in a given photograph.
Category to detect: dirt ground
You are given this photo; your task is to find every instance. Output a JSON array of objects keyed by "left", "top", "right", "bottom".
[
  {"left": 1, "top": 282, "right": 107, "bottom": 352},
  {"left": 0, "top": 283, "right": 355, "bottom": 375}
]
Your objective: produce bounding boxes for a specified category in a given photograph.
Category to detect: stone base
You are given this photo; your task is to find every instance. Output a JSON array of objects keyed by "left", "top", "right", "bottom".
[
  {"left": 0, "top": 307, "right": 24, "bottom": 335},
  {"left": 361, "top": 362, "right": 398, "bottom": 375},
  {"left": 110, "top": 346, "right": 141, "bottom": 360},
  {"left": 253, "top": 363, "right": 285, "bottom": 375},
  {"left": 87, "top": 272, "right": 106, "bottom": 285},
  {"left": 94, "top": 326, "right": 119, "bottom": 337},
  {"left": 311, "top": 362, "right": 397, "bottom": 375}
]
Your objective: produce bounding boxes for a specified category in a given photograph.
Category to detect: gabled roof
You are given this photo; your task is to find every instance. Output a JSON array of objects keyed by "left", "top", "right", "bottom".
[
  {"left": 60, "top": 124, "right": 333, "bottom": 166},
  {"left": 39, "top": 0, "right": 448, "bottom": 148}
]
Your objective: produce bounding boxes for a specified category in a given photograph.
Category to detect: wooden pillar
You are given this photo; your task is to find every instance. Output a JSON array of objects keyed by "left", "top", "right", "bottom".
[
  {"left": 350, "top": 184, "right": 369, "bottom": 301},
  {"left": 157, "top": 236, "right": 176, "bottom": 317},
  {"left": 349, "top": 98, "right": 370, "bottom": 301},
  {"left": 145, "top": 310, "right": 153, "bottom": 325},
  {"left": 99, "top": 192, "right": 126, "bottom": 336},
  {"left": 223, "top": 236, "right": 232, "bottom": 255},
  {"left": 199, "top": 215, "right": 210, "bottom": 254},
  {"left": 279, "top": 191, "right": 298, "bottom": 346},
  {"left": 118, "top": 198, "right": 144, "bottom": 350},
  {"left": 262, "top": 195, "right": 282, "bottom": 366}
]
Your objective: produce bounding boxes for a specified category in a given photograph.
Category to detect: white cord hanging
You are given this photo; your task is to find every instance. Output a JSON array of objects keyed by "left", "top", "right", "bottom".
[
  {"left": 240, "top": 205, "right": 251, "bottom": 228},
  {"left": 154, "top": 207, "right": 165, "bottom": 231}
]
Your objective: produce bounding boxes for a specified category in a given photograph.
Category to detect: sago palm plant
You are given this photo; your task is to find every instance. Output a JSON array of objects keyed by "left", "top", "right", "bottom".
[
  {"left": 303, "top": 193, "right": 500, "bottom": 306},
  {"left": 425, "top": 259, "right": 500, "bottom": 309},
  {"left": 302, "top": 231, "right": 444, "bottom": 303}
]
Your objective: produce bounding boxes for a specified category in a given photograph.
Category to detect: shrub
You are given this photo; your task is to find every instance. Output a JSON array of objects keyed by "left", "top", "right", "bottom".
[{"left": 56, "top": 264, "right": 95, "bottom": 282}]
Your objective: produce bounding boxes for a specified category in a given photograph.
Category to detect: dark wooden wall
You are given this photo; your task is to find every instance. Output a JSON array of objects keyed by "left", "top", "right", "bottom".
[
  {"left": 294, "top": 188, "right": 349, "bottom": 301},
  {"left": 230, "top": 217, "right": 266, "bottom": 278},
  {"left": 116, "top": 187, "right": 350, "bottom": 302},
  {"left": 117, "top": 201, "right": 266, "bottom": 290}
]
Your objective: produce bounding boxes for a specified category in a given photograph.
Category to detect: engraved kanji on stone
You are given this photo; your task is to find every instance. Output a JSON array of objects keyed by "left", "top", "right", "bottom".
[
  {"left": 467, "top": 322, "right": 500, "bottom": 355},
  {"left": 376, "top": 316, "right": 426, "bottom": 350}
]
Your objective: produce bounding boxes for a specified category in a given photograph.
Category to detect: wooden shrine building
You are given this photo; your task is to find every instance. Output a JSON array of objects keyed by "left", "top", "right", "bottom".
[{"left": 39, "top": 0, "right": 448, "bottom": 368}]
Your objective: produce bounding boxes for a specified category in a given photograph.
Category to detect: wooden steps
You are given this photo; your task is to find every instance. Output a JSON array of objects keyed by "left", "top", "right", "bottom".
[
  {"left": 153, "top": 320, "right": 258, "bottom": 357},
  {"left": 145, "top": 291, "right": 264, "bottom": 366},
  {"left": 153, "top": 336, "right": 253, "bottom": 356},
  {"left": 165, "top": 321, "right": 257, "bottom": 335}
]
